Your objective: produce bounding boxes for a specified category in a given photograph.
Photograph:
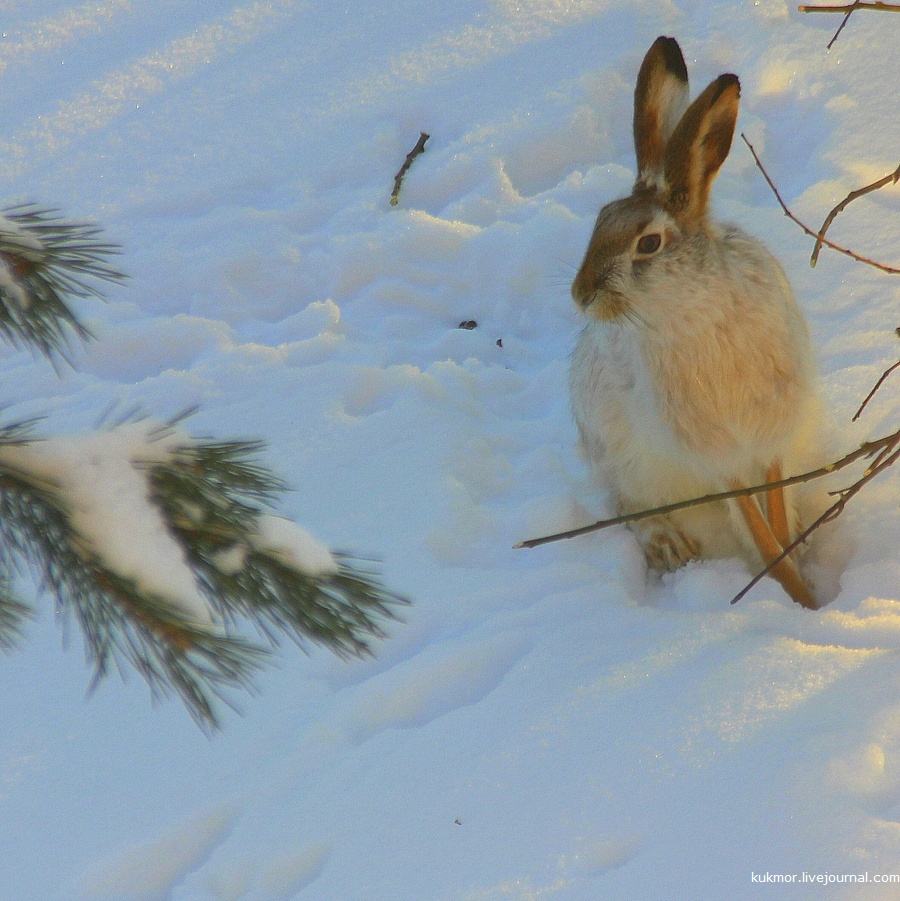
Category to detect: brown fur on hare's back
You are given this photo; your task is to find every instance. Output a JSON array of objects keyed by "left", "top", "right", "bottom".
[{"left": 568, "top": 37, "right": 821, "bottom": 607}]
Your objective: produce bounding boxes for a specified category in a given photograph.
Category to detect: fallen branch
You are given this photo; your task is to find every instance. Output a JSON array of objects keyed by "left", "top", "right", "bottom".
[
  {"left": 741, "top": 134, "right": 900, "bottom": 274},
  {"left": 799, "top": 2, "right": 900, "bottom": 48},
  {"left": 514, "top": 428, "right": 900, "bottom": 549},
  {"left": 811, "top": 165, "right": 900, "bottom": 266},
  {"left": 390, "top": 132, "right": 430, "bottom": 207}
]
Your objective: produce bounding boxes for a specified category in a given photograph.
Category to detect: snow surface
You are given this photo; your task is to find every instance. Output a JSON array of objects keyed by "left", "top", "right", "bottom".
[{"left": 0, "top": 1, "right": 897, "bottom": 899}]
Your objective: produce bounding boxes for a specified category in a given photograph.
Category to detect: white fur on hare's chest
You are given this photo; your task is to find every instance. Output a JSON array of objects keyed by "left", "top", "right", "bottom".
[
  {"left": 569, "top": 323, "right": 709, "bottom": 498},
  {"left": 569, "top": 322, "right": 748, "bottom": 559}
]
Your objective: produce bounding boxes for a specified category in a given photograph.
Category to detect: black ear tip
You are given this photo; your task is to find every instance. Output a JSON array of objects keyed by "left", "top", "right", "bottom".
[
  {"left": 653, "top": 36, "right": 688, "bottom": 82},
  {"left": 715, "top": 73, "right": 741, "bottom": 99}
]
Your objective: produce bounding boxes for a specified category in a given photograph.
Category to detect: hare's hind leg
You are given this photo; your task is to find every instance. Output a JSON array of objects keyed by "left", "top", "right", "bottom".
[
  {"left": 764, "top": 461, "right": 791, "bottom": 550},
  {"left": 730, "top": 481, "right": 818, "bottom": 610}
]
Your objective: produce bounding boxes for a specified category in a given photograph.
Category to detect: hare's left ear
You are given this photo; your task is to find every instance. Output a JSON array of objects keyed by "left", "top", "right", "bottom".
[
  {"left": 663, "top": 74, "right": 740, "bottom": 230},
  {"left": 633, "top": 37, "right": 689, "bottom": 191}
]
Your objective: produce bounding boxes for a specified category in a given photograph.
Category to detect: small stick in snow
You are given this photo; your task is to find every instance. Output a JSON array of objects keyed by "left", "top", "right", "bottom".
[
  {"left": 741, "top": 134, "right": 900, "bottom": 275},
  {"left": 810, "top": 164, "right": 900, "bottom": 267},
  {"left": 390, "top": 132, "right": 430, "bottom": 206},
  {"left": 798, "top": 2, "right": 900, "bottom": 48}
]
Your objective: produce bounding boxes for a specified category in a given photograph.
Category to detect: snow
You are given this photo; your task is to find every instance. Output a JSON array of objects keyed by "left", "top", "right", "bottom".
[
  {"left": 252, "top": 515, "right": 337, "bottom": 578},
  {"left": 82, "top": 805, "right": 239, "bottom": 901},
  {"left": 0, "top": 2, "right": 897, "bottom": 899}
]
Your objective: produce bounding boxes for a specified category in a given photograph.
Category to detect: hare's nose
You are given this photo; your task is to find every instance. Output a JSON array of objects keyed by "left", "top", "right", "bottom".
[{"left": 571, "top": 264, "right": 609, "bottom": 307}]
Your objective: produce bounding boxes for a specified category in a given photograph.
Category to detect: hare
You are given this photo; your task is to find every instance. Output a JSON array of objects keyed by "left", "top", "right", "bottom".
[{"left": 568, "top": 37, "right": 821, "bottom": 608}]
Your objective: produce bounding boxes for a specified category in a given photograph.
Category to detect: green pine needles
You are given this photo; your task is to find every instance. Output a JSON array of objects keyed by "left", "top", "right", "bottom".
[
  {"left": 146, "top": 438, "right": 400, "bottom": 659},
  {"left": 0, "top": 205, "right": 126, "bottom": 359},
  {"left": 0, "top": 207, "right": 405, "bottom": 730}
]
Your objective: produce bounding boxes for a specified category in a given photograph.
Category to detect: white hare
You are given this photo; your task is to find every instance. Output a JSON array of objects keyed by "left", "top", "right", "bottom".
[{"left": 568, "top": 36, "right": 821, "bottom": 608}]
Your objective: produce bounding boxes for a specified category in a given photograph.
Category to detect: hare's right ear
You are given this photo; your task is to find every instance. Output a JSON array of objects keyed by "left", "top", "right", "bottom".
[
  {"left": 633, "top": 37, "right": 689, "bottom": 191},
  {"left": 663, "top": 74, "right": 740, "bottom": 231}
]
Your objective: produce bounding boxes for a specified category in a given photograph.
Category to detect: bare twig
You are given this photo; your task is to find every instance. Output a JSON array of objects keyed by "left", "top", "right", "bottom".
[
  {"left": 800, "top": 1, "right": 900, "bottom": 8},
  {"left": 390, "top": 132, "right": 430, "bottom": 207},
  {"left": 731, "top": 440, "right": 900, "bottom": 604},
  {"left": 514, "top": 428, "right": 900, "bottom": 549},
  {"left": 811, "top": 165, "right": 900, "bottom": 266},
  {"left": 799, "top": 2, "right": 900, "bottom": 48},
  {"left": 741, "top": 135, "right": 900, "bottom": 274},
  {"left": 829, "top": 10, "right": 854, "bottom": 46},
  {"left": 853, "top": 346, "right": 900, "bottom": 421}
]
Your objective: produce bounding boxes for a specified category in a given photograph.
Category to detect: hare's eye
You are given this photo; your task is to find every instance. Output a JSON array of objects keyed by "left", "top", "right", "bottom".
[{"left": 636, "top": 233, "right": 662, "bottom": 255}]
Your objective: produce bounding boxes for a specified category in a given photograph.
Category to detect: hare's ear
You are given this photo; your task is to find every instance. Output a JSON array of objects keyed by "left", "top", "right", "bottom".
[
  {"left": 663, "top": 74, "right": 740, "bottom": 230},
  {"left": 633, "top": 37, "right": 689, "bottom": 191}
]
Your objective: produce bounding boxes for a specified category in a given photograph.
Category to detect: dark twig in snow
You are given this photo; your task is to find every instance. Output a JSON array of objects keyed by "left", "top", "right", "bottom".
[{"left": 390, "top": 132, "right": 430, "bottom": 206}]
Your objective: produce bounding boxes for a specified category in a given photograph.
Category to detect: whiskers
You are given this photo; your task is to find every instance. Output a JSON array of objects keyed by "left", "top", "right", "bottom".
[
  {"left": 621, "top": 302, "right": 652, "bottom": 330},
  {"left": 547, "top": 257, "right": 580, "bottom": 296},
  {"left": 581, "top": 287, "right": 652, "bottom": 331}
]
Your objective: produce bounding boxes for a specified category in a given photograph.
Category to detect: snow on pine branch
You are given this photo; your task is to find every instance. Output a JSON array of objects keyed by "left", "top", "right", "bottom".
[
  {"left": 0, "top": 424, "right": 216, "bottom": 626},
  {"left": 0, "top": 421, "right": 404, "bottom": 729},
  {"left": 144, "top": 433, "right": 404, "bottom": 659},
  {"left": 0, "top": 205, "right": 125, "bottom": 360}
]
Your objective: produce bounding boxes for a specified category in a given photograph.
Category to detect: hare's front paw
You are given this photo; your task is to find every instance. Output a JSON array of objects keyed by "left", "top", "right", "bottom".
[{"left": 638, "top": 517, "right": 701, "bottom": 572}]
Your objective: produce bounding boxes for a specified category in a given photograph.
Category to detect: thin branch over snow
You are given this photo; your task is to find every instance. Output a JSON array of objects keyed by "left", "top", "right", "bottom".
[
  {"left": 800, "top": 1, "right": 900, "bottom": 8},
  {"left": 811, "top": 165, "right": 900, "bottom": 267},
  {"left": 515, "top": 428, "right": 900, "bottom": 550},
  {"left": 798, "top": 2, "right": 900, "bottom": 48},
  {"left": 732, "top": 432, "right": 900, "bottom": 604},
  {"left": 740, "top": 135, "right": 900, "bottom": 274},
  {"left": 854, "top": 329, "right": 900, "bottom": 421}
]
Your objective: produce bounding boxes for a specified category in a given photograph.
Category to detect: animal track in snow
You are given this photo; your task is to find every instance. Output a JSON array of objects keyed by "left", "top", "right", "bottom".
[
  {"left": 81, "top": 804, "right": 239, "bottom": 901},
  {"left": 345, "top": 632, "right": 530, "bottom": 743}
]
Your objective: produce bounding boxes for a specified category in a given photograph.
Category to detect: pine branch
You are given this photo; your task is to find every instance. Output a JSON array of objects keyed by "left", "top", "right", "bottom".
[
  {"left": 0, "top": 196, "right": 405, "bottom": 729},
  {"left": 0, "top": 446, "right": 264, "bottom": 731},
  {"left": 145, "top": 439, "right": 407, "bottom": 658},
  {"left": 0, "top": 419, "right": 405, "bottom": 728},
  {"left": 0, "top": 205, "right": 125, "bottom": 361},
  {"left": 0, "top": 578, "right": 32, "bottom": 651},
  {"left": 0, "top": 420, "right": 40, "bottom": 650}
]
